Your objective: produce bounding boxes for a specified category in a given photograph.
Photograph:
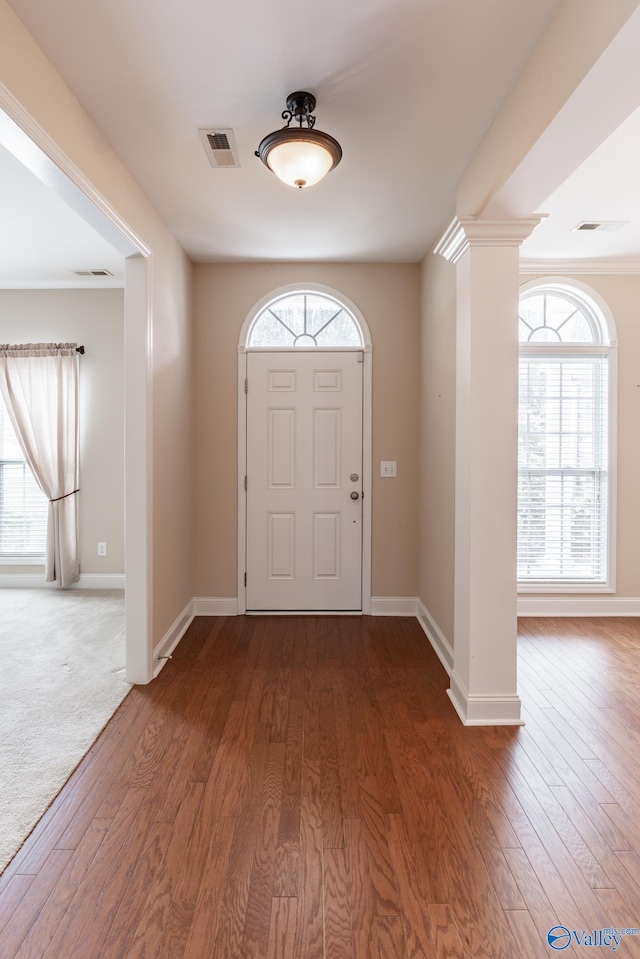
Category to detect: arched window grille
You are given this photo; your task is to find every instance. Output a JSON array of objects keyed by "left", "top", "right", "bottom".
[
  {"left": 247, "top": 291, "right": 363, "bottom": 349},
  {"left": 518, "top": 283, "right": 614, "bottom": 587}
]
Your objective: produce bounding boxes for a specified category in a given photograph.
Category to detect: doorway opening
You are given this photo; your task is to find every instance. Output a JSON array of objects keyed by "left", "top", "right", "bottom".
[
  {"left": 238, "top": 285, "right": 372, "bottom": 614},
  {"left": 0, "top": 97, "right": 152, "bottom": 682}
]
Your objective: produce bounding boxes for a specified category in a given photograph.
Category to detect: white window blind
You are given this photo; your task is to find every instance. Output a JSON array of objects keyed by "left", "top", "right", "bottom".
[
  {"left": 0, "top": 399, "right": 47, "bottom": 558},
  {"left": 518, "top": 355, "right": 608, "bottom": 583}
]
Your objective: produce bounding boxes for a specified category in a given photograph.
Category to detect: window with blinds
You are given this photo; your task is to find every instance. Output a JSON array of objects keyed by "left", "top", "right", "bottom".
[
  {"left": 518, "top": 286, "right": 613, "bottom": 588},
  {"left": 0, "top": 399, "right": 47, "bottom": 559}
]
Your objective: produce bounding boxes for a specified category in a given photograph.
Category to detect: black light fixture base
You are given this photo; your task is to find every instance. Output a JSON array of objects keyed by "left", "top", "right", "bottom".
[{"left": 285, "top": 91, "right": 316, "bottom": 123}]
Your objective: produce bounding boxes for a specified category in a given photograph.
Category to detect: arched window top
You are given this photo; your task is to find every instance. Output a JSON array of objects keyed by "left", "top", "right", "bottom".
[
  {"left": 247, "top": 290, "right": 364, "bottom": 349},
  {"left": 519, "top": 281, "right": 612, "bottom": 347}
]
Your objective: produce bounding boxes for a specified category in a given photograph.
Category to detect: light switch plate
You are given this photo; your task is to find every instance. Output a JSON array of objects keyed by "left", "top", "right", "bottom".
[{"left": 380, "top": 461, "right": 397, "bottom": 477}]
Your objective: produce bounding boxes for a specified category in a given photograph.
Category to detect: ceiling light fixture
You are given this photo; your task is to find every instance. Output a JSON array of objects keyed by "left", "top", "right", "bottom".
[{"left": 255, "top": 91, "right": 342, "bottom": 189}]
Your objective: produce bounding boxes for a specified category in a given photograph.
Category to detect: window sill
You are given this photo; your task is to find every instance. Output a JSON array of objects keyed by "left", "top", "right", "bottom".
[
  {"left": 0, "top": 557, "right": 45, "bottom": 567},
  {"left": 518, "top": 582, "right": 615, "bottom": 594}
]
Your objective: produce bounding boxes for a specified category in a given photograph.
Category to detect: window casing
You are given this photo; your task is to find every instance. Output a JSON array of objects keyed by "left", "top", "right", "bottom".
[
  {"left": 518, "top": 283, "right": 615, "bottom": 591},
  {"left": 0, "top": 398, "right": 47, "bottom": 562}
]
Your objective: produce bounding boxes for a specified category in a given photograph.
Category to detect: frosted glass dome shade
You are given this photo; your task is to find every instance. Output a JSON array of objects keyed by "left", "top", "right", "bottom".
[{"left": 256, "top": 127, "right": 342, "bottom": 189}]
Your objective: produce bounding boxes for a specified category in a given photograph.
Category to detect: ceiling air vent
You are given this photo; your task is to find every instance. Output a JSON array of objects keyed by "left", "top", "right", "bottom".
[
  {"left": 572, "top": 221, "right": 629, "bottom": 232},
  {"left": 199, "top": 128, "right": 240, "bottom": 168},
  {"left": 72, "top": 269, "right": 114, "bottom": 276}
]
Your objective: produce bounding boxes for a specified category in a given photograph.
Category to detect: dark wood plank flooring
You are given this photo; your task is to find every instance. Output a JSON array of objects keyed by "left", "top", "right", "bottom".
[{"left": 2, "top": 614, "right": 640, "bottom": 958}]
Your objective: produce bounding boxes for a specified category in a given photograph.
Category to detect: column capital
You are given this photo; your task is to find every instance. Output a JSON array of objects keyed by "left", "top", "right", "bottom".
[{"left": 433, "top": 215, "right": 544, "bottom": 264}]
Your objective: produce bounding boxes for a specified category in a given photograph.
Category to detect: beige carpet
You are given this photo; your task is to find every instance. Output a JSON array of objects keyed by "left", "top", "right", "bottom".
[{"left": 0, "top": 588, "right": 130, "bottom": 873}]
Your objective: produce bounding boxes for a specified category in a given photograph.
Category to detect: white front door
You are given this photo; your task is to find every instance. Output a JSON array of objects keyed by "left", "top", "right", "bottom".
[{"left": 246, "top": 351, "right": 363, "bottom": 611}]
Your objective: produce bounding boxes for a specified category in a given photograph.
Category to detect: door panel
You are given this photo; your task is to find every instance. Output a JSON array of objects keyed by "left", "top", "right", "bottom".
[
  {"left": 268, "top": 408, "right": 295, "bottom": 487},
  {"left": 313, "top": 512, "right": 341, "bottom": 578},
  {"left": 314, "top": 408, "right": 341, "bottom": 487},
  {"left": 246, "top": 351, "right": 362, "bottom": 611},
  {"left": 268, "top": 512, "right": 295, "bottom": 578}
]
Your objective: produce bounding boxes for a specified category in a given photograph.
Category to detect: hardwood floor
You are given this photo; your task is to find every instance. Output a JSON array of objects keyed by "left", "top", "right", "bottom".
[{"left": 2, "top": 614, "right": 640, "bottom": 958}]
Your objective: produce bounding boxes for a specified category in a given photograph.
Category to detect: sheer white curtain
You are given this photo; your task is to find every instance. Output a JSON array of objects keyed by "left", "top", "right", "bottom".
[{"left": 0, "top": 344, "right": 80, "bottom": 586}]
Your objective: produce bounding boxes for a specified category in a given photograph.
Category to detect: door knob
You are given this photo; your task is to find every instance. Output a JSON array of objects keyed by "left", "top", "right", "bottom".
[{"left": 350, "top": 491, "right": 360, "bottom": 500}]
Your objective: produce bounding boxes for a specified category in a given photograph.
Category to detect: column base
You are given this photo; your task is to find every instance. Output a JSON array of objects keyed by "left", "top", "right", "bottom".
[{"left": 447, "top": 670, "right": 524, "bottom": 726}]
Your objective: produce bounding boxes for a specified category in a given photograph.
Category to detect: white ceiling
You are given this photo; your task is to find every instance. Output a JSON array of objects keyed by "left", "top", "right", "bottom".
[
  {"left": 0, "top": 144, "right": 124, "bottom": 288},
  {"left": 2, "top": 0, "right": 640, "bottom": 281},
  {"left": 521, "top": 103, "right": 640, "bottom": 264},
  {"left": 4, "top": 0, "right": 562, "bottom": 274}
]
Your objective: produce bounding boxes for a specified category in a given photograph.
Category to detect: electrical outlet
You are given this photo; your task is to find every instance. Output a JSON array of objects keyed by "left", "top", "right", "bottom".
[
  {"left": 97, "top": 541, "right": 107, "bottom": 557},
  {"left": 380, "top": 461, "right": 397, "bottom": 477}
]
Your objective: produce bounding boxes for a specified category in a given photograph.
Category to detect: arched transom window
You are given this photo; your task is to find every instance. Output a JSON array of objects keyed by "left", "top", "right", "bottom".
[
  {"left": 518, "top": 282, "right": 614, "bottom": 588},
  {"left": 519, "top": 288, "right": 605, "bottom": 346},
  {"left": 247, "top": 291, "right": 363, "bottom": 349}
]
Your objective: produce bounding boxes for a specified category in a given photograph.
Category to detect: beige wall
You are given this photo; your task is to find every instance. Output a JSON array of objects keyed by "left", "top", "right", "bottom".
[
  {"left": 418, "top": 252, "right": 457, "bottom": 645},
  {"left": 192, "top": 262, "right": 420, "bottom": 600},
  {"left": 606, "top": 274, "right": 640, "bottom": 597},
  {"left": 0, "top": 0, "right": 193, "bottom": 647},
  {"left": 522, "top": 273, "right": 640, "bottom": 600},
  {"left": 0, "top": 289, "right": 124, "bottom": 576}
]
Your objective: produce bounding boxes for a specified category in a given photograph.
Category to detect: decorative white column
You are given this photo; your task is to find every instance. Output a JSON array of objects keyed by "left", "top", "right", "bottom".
[{"left": 434, "top": 216, "right": 541, "bottom": 725}]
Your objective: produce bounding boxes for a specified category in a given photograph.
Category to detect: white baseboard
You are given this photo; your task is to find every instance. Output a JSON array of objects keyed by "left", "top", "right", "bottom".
[
  {"left": 416, "top": 600, "right": 454, "bottom": 674},
  {"left": 153, "top": 599, "right": 195, "bottom": 677},
  {"left": 447, "top": 670, "right": 524, "bottom": 727},
  {"left": 184, "top": 595, "right": 640, "bottom": 618},
  {"left": 192, "top": 596, "right": 419, "bottom": 617},
  {"left": 518, "top": 596, "right": 640, "bottom": 616},
  {"left": 416, "top": 601, "right": 523, "bottom": 725},
  {"left": 192, "top": 597, "right": 239, "bottom": 616},
  {"left": 370, "top": 596, "right": 418, "bottom": 616},
  {"left": 0, "top": 572, "right": 125, "bottom": 589},
  {"left": 152, "top": 597, "right": 236, "bottom": 679}
]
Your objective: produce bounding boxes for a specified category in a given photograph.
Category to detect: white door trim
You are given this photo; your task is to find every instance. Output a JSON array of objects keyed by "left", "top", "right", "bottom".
[{"left": 237, "top": 285, "right": 372, "bottom": 615}]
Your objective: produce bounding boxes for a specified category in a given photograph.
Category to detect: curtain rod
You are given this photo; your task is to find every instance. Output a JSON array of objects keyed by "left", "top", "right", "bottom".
[{"left": 76, "top": 346, "right": 85, "bottom": 354}]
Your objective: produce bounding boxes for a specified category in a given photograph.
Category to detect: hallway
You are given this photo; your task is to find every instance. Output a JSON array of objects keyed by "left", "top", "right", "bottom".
[{"left": 1, "top": 614, "right": 640, "bottom": 958}]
